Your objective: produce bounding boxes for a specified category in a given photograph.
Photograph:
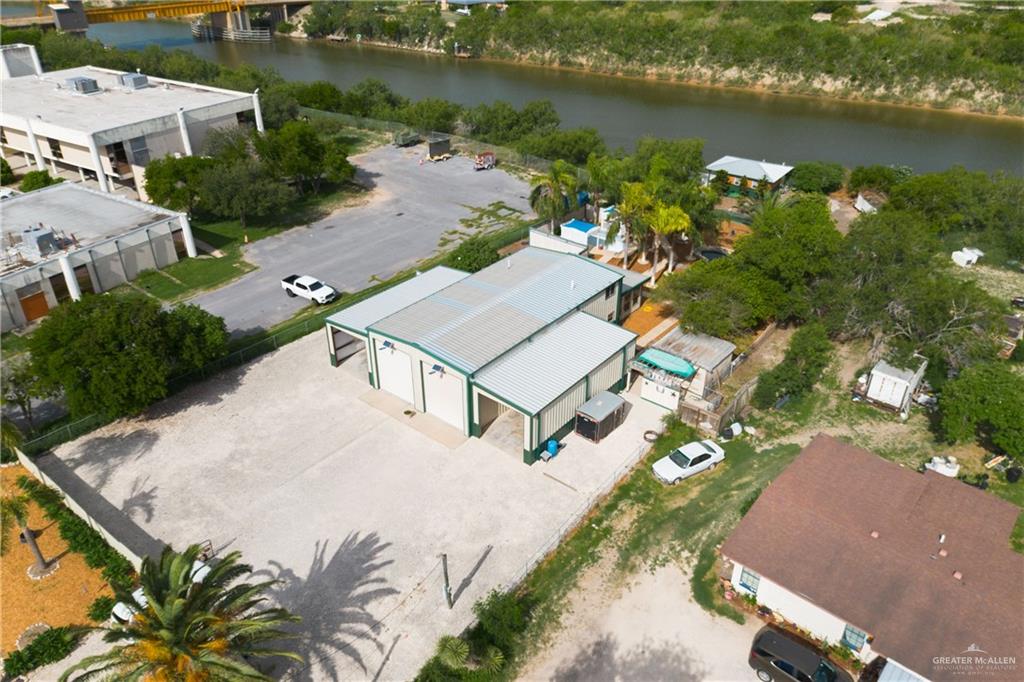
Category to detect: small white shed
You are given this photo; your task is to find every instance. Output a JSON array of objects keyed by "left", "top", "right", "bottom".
[{"left": 865, "top": 359, "right": 926, "bottom": 415}]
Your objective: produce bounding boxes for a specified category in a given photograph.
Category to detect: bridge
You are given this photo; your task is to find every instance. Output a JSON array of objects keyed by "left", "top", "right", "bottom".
[{"left": 0, "top": 0, "right": 307, "bottom": 37}]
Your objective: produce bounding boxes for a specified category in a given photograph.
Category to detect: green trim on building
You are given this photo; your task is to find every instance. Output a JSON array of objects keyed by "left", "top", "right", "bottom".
[{"left": 329, "top": 352, "right": 338, "bottom": 368}]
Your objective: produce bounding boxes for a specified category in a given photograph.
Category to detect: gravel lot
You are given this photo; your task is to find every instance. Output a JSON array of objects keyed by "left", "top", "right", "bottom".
[
  {"left": 38, "top": 333, "right": 665, "bottom": 681},
  {"left": 190, "top": 144, "right": 532, "bottom": 336},
  {"left": 519, "top": 562, "right": 762, "bottom": 682}
]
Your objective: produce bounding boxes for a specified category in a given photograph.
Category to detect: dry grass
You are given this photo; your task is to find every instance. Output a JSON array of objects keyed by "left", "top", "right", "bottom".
[
  {"left": 953, "top": 264, "right": 1024, "bottom": 301},
  {"left": 1, "top": 465, "right": 111, "bottom": 657}
]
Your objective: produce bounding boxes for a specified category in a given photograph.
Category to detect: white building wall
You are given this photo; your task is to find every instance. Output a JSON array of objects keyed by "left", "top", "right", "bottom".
[
  {"left": 528, "top": 229, "right": 585, "bottom": 255},
  {"left": 588, "top": 352, "right": 624, "bottom": 396},
  {"left": 538, "top": 380, "right": 587, "bottom": 443},
  {"left": 730, "top": 562, "right": 877, "bottom": 663},
  {"left": 641, "top": 376, "right": 680, "bottom": 410}
]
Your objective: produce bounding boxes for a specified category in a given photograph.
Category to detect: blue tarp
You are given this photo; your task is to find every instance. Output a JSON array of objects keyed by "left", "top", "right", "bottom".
[
  {"left": 562, "top": 219, "right": 596, "bottom": 233},
  {"left": 636, "top": 348, "right": 696, "bottom": 379}
]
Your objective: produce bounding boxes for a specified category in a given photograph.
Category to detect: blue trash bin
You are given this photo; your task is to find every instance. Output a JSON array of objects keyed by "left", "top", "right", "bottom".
[{"left": 546, "top": 439, "right": 559, "bottom": 458}]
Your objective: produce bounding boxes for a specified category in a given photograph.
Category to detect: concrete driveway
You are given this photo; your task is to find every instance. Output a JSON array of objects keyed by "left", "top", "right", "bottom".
[
  {"left": 190, "top": 145, "right": 531, "bottom": 336},
  {"left": 39, "top": 332, "right": 666, "bottom": 681}
]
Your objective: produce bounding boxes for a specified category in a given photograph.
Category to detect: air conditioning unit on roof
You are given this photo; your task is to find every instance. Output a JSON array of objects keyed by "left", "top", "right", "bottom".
[
  {"left": 118, "top": 72, "right": 149, "bottom": 90},
  {"left": 64, "top": 76, "right": 99, "bottom": 94}
]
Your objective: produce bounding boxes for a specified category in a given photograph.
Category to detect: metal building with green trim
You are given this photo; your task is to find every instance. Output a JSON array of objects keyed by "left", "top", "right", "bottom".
[{"left": 324, "top": 247, "right": 639, "bottom": 463}]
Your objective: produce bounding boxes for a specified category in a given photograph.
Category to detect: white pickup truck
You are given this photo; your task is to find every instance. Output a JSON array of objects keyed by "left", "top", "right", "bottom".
[{"left": 281, "top": 274, "right": 338, "bottom": 304}]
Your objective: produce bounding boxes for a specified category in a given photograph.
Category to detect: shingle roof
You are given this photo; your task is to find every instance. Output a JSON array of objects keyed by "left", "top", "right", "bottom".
[
  {"left": 706, "top": 155, "right": 793, "bottom": 184},
  {"left": 721, "top": 435, "right": 1024, "bottom": 680},
  {"left": 654, "top": 328, "right": 735, "bottom": 371},
  {"left": 473, "top": 312, "right": 635, "bottom": 414},
  {"left": 325, "top": 267, "right": 469, "bottom": 336},
  {"left": 370, "top": 248, "right": 622, "bottom": 374}
]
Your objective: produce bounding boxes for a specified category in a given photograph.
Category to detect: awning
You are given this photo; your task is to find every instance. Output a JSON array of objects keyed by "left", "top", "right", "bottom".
[{"left": 635, "top": 348, "right": 696, "bottom": 379}]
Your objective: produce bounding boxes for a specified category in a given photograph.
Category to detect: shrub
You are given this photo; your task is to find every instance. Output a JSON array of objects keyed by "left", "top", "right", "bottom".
[
  {"left": 88, "top": 595, "right": 116, "bottom": 622},
  {"left": 2, "top": 626, "right": 87, "bottom": 678},
  {"left": 471, "top": 589, "right": 529, "bottom": 654},
  {"left": 1, "top": 157, "right": 14, "bottom": 185},
  {"left": 19, "top": 170, "right": 63, "bottom": 193},
  {"left": 18, "top": 477, "right": 136, "bottom": 590},
  {"left": 847, "top": 164, "right": 912, "bottom": 194},
  {"left": 752, "top": 323, "right": 833, "bottom": 409},
  {"left": 276, "top": 20, "right": 295, "bottom": 34},
  {"left": 446, "top": 235, "right": 500, "bottom": 273}
]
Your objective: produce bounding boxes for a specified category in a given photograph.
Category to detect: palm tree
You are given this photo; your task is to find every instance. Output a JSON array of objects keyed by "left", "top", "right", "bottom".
[
  {"left": 529, "top": 160, "right": 578, "bottom": 233},
  {"left": 2, "top": 416, "right": 23, "bottom": 454},
  {"left": 62, "top": 544, "right": 302, "bottom": 681},
  {"left": 649, "top": 202, "right": 692, "bottom": 284},
  {"left": 618, "top": 181, "right": 654, "bottom": 266},
  {"left": 1, "top": 494, "right": 49, "bottom": 574},
  {"left": 739, "top": 188, "right": 798, "bottom": 224}
]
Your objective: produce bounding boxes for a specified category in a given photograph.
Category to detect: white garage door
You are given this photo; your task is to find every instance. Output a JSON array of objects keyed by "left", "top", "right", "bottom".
[
  {"left": 423, "top": 364, "right": 464, "bottom": 430},
  {"left": 377, "top": 346, "right": 414, "bottom": 404}
]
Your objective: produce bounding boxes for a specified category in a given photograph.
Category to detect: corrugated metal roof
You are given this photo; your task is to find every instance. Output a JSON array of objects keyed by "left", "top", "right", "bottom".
[
  {"left": 371, "top": 247, "right": 623, "bottom": 373},
  {"left": 577, "top": 391, "right": 626, "bottom": 422},
  {"left": 872, "top": 360, "right": 917, "bottom": 385},
  {"left": 654, "top": 328, "right": 736, "bottom": 371},
  {"left": 325, "top": 267, "right": 468, "bottom": 336},
  {"left": 474, "top": 312, "right": 636, "bottom": 414},
  {"left": 706, "top": 155, "right": 793, "bottom": 184},
  {"left": 597, "top": 261, "right": 648, "bottom": 291}
]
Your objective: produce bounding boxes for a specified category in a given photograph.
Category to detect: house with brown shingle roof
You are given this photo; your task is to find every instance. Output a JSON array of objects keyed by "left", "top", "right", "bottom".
[{"left": 720, "top": 434, "right": 1023, "bottom": 682}]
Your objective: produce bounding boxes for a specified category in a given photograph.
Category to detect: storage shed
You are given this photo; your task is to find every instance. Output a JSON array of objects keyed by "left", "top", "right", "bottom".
[
  {"left": 864, "top": 359, "right": 926, "bottom": 416},
  {"left": 427, "top": 134, "right": 451, "bottom": 158},
  {"left": 575, "top": 391, "right": 627, "bottom": 443}
]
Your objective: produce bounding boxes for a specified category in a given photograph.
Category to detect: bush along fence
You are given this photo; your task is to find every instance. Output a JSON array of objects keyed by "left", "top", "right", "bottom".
[
  {"left": 19, "top": 222, "right": 536, "bottom": 458},
  {"left": 300, "top": 107, "right": 553, "bottom": 174}
]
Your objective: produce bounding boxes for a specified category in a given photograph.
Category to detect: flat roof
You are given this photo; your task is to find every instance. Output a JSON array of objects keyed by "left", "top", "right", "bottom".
[
  {"left": 326, "top": 267, "right": 469, "bottom": 336},
  {"left": 474, "top": 312, "right": 635, "bottom": 414},
  {"left": 721, "top": 435, "right": 1024, "bottom": 680},
  {"left": 706, "top": 155, "right": 793, "bottom": 183},
  {"left": 1, "top": 183, "right": 178, "bottom": 269},
  {"left": 371, "top": 247, "right": 623, "bottom": 374},
  {"left": 654, "top": 328, "right": 735, "bottom": 371},
  {"left": 1, "top": 65, "right": 251, "bottom": 135}
]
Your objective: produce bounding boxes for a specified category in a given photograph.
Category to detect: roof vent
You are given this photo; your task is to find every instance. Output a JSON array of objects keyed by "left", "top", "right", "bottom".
[
  {"left": 869, "top": 530, "right": 879, "bottom": 539},
  {"left": 118, "top": 72, "right": 149, "bottom": 90},
  {"left": 952, "top": 570, "right": 963, "bottom": 581},
  {"left": 64, "top": 76, "right": 99, "bottom": 94},
  {"left": 939, "top": 533, "right": 946, "bottom": 544},
  {"left": 570, "top": 279, "right": 576, "bottom": 290}
]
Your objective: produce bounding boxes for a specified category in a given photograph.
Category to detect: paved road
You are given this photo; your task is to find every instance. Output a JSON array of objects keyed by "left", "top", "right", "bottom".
[{"left": 190, "top": 144, "right": 532, "bottom": 336}]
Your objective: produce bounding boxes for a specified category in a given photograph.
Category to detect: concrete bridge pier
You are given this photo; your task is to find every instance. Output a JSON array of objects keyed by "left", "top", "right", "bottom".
[{"left": 211, "top": 8, "right": 251, "bottom": 32}]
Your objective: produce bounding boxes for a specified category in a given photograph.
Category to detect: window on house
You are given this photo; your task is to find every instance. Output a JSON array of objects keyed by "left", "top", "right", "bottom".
[
  {"left": 841, "top": 624, "right": 868, "bottom": 652},
  {"left": 0, "top": 128, "right": 7, "bottom": 144},
  {"left": 47, "top": 137, "right": 63, "bottom": 159},
  {"left": 607, "top": 311, "right": 614, "bottom": 321},
  {"left": 127, "top": 136, "right": 150, "bottom": 165},
  {"left": 604, "top": 284, "right": 615, "bottom": 299},
  {"left": 739, "top": 567, "right": 760, "bottom": 594}
]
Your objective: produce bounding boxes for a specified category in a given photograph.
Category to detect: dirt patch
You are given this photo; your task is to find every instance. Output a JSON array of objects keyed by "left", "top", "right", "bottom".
[
  {"left": 623, "top": 302, "right": 674, "bottom": 337},
  {"left": 954, "top": 264, "right": 1024, "bottom": 302},
  {"left": 0, "top": 465, "right": 111, "bottom": 656}
]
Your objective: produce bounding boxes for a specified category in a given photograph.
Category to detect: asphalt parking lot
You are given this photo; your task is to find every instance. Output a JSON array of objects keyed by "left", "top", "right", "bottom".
[
  {"left": 39, "top": 332, "right": 665, "bottom": 681},
  {"left": 190, "top": 144, "right": 532, "bottom": 336}
]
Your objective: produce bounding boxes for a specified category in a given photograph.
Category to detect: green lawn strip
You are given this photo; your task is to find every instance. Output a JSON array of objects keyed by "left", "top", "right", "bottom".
[
  {"left": 1, "top": 331, "right": 31, "bottom": 361},
  {"left": 163, "top": 245, "right": 255, "bottom": 292},
  {"left": 131, "top": 269, "right": 190, "bottom": 301}
]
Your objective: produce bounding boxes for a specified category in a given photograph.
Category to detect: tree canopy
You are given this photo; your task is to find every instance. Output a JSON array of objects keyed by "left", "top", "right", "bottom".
[
  {"left": 939, "top": 364, "right": 1024, "bottom": 456},
  {"left": 29, "top": 296, "right": 228, "bottom": 418},
  {"left": 446, "top": 235, "right": 500, "bottom": 273}
]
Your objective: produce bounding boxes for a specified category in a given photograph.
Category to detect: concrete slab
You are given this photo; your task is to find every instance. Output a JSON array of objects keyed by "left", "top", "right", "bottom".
[{"left": 42, "top": 332, "right": 665, "bottom": 681}]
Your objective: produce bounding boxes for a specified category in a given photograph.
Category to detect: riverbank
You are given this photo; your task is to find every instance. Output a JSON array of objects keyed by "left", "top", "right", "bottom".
[{"left": 297, "top": 35, "right": 1018, "bottom": 119}]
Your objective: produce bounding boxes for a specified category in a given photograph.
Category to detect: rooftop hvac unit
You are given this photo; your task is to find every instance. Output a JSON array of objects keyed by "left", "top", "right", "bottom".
[
  {"left": 64, "top": 76, "right": 99, "bottom": 94},
  {"left": 118, "top": 72, "right": 150, "bottom": 90}
]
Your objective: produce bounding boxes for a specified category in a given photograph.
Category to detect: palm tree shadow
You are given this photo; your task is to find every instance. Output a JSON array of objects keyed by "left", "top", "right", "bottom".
[
  {"left": 258, "top": 532, "right": 399, "bottom": 682},
  {"left": 552, "top": 634, "right": 708, "bottom": 682}
]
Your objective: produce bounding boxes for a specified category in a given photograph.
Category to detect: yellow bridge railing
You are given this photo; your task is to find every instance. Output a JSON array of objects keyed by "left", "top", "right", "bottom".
[{"left": 85, "top": 0, "right": 248, "bottom": 25}]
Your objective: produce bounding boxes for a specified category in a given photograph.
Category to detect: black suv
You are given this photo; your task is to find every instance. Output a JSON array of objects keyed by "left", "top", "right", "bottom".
[{"left": 749, "top": 626, "right": 854, "bottom": 682}]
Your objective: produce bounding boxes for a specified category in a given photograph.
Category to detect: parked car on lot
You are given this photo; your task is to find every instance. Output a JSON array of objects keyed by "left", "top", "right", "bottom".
[
  {"left": 651, "top": 438, "right": 725, "bottom": 484},
  {"left": 748, "top": 626, "right": 853, "bottom": 682},
  {"left": 281, "top": 275, "right": 338, "bottom": 304}
]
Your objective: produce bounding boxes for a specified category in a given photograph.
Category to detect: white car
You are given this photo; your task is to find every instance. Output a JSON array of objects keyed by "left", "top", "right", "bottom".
[
  {"left": 281, "top": 274, "right": 338, "bottom": 304},
  {"left": 652, "top": 439, "right": 725, "bottom": 485}
]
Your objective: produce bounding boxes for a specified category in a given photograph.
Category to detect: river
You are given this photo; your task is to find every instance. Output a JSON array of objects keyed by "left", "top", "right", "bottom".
[{"left": 28, "top": 15, "right": 1024, "bottom": 173}]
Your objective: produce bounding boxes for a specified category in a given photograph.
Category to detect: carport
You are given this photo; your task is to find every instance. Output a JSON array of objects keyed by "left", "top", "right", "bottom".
[{"left": 473, "top": 311, "right": 637, "bottom": 463}]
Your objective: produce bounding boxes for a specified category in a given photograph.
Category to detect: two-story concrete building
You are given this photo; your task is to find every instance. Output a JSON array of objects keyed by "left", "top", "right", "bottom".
[{"left": 0, "top": 43, "right": 262, "bottom": 200}]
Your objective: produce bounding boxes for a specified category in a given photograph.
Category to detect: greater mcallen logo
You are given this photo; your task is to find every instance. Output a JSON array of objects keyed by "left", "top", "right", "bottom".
[{"left": 932, "top": 643, "right": 1018, "bottom": 677}]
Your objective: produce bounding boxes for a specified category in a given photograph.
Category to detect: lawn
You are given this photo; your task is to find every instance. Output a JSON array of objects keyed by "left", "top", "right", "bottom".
[{"left": 1, "top": 331, "right": 31, "bottom": 362}]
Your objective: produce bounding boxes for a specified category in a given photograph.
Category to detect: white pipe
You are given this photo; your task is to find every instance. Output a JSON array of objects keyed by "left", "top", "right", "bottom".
[{"left": 252, "top": 88, "right": 264, "bottom": 133}]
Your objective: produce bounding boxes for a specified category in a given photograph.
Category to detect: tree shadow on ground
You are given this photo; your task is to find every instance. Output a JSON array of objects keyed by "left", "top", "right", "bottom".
[
  {"left": 145, "top": 360, "right": 253, "bottom": 417},
  {"left": 61, "top": 428, "right": 159, "bottom": 491},
  {"left": 552, "top": 634, "right": 708, "bottom": 682},
  {"left": 257, "top": 533, "right": 399, "bottom": 682},
  {"left": 119, "top": 475, "right": 158, "bottom": 523}
]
